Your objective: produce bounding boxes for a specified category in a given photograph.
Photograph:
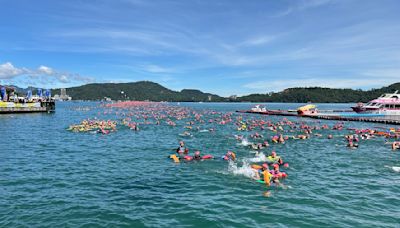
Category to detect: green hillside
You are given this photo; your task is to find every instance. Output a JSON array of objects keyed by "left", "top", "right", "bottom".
[
  {"left": 13, "top": 81, "right": 400, "bottom": 103},
  {"left": 51, "top": 81, "right": 224, "bottom": 102},
  {"left": 237, "top": 83, "right": 400, "bottom": 103}
]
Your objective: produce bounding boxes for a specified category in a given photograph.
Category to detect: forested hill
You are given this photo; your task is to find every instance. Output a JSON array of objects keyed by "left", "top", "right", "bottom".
[
  {"left": 236, "top": 83, "right": 400, "bottom": 103},
  {"left": 51, "top": 81, "right": 225, "bottom": 102},
  {"left": 14, "top": 81, "right": 400, "bottom": 102}
]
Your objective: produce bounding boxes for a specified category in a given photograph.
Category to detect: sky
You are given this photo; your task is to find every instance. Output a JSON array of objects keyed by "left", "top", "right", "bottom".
[{"left": 0, "top": 0, "right": 400, "bottom": 96}]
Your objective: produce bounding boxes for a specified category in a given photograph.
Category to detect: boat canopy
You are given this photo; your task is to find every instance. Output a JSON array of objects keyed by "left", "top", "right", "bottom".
[{"left": 297, "top": 104, "right": 316, "bottom": 111}]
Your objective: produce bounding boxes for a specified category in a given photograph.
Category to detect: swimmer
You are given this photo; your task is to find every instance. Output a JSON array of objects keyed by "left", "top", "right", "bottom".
[
  {"left": 295, "top": 134, "right": 307, "bottom": 140},
  {"left": 267, "top": 151, "right": 282, "bottom": 164},
  {"left": 254, "top": 163, "right": 272, "bottom": 186},
  {"left": 193, "top": 151, "right": 202, "bottom": 160},
  {"left": 269, "top": 164, "right": 286, "bottom": 187},
  {"left": 176, "top": 141, "right": 189, "bottom": 155},
  {"left": 392, "top": 141, "right": 400, "bottom": 150},
  {"left": 278, "top": 134, "right": 285, "bottom": 144},
  {"left": 347, "top": 140, "right": 358, "bottom": 149},
  {"left": 250, "top": 143, "right": 263, "bottom": 150},
  {"left": 223, "top": 151, "right": 236, "bottom": 161}
]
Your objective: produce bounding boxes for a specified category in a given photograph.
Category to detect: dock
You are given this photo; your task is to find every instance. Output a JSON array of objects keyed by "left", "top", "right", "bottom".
[
  {"left": 236, "top": 110, "right": 298, "bottom": 116},
  {"left": 236, "top": 110, "right": 400, "bottom": 125},
  {"left": 0, "top": 101, "right": 55, "bottom": 114},
  {"left": 306, "top": 114, "right": 400, "bottom": 125}
]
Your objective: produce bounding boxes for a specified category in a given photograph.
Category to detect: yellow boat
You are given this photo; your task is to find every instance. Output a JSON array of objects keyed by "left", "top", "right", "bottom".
[{"left": 297, "top": 104, "right": 317, "bottom": 116}]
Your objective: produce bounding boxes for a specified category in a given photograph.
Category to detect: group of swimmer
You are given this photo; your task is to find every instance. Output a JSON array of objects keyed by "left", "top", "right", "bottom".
[
  {"left": 235, "top": 117, "right": 400, "bottom": 151},
  {"left": 176, "top": 140, "right": 235, "bottom": 161},
  {"left": 174, "top": 139, "right": 288, "bottom": 189},
  {"left": 66, "top": 101, "right": 400, "bottom": 197},
  {"left": 174, "top": 141, "right": 214, "bottom": 161},
  {"left": 67, "top": 119, "right": 117, "bottom": 134}
]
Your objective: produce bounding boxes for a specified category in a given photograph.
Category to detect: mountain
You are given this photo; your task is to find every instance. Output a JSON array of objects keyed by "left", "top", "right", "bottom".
[
  {"left": 237, "top": 83, "right": 400, "bottom": 103},
  {"left": 51, "top": 81, "right": 225, "bottom": 102},
  {"left": 180, "top": 89, "right": 223, "bottom": 102},
  {"left": 5, "top": 81, "right": 400, "bottom": 103}
]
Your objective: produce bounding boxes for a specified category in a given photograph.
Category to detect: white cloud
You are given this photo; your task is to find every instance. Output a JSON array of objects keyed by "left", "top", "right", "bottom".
[
  {"left": 37, "top": 65, "right": 54, "bottom": 75},
  {"left": 143, "top": 64, "right": 173, "bottom": 73},
  {"left": 0, "top": 62, "right": 28, "bottom": 79},
  {"left": 59, "top": 75, "right": 69, "bottom": 83},
  {"left": 241, "top": 35, "right": 275, "bottom": 47},
  {"left": 0, "top": 61, "right": 94, "bottom": 85},
  {"left": 273, "top": 0, "right": 332, "bottom": 17}
]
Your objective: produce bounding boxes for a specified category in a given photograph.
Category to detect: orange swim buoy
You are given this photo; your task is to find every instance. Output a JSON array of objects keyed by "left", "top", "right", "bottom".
[
  {"left": 263, "top": 170, "right": 271, "bottom": 186},
  {"left": 251, "top": 164, "right": 262, "bottom": 170},
  {"left": 170, "top": 154, "right": 180, "bottom": 163}
]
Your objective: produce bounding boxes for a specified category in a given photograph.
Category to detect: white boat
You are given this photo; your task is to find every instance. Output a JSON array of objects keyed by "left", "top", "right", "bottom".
[
  {"left": 251, "top": 105, "right": 267, "bottom": 112},
  {"left": 351, "top": 90, "right": 400, "bottom": 115}
]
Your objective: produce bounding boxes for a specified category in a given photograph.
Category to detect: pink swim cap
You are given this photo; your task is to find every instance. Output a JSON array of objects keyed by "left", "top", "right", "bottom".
[{"left": 195, "top": 151, "right": 200, "bottom": 155}]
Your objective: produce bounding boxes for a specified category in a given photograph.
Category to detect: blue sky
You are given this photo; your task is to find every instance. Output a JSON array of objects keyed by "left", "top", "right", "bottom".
[{"left": 0, "top": 0, "right": 400, "bottom": 96}]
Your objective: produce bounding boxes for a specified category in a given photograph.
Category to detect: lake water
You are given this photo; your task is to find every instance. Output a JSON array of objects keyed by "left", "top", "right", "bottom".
[{"left": 1, "top": 102, "right": 399, "bottom": 227}]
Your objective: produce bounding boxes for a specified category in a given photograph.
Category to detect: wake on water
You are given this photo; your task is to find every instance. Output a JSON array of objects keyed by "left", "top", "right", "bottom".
[
  {"left": 384, "top": 165, "right": 400, "bottom": 172},
  {"left": 237, "top": 138, "right": 250, "bottom": 147},
  {"left": 244, "top": 152, "right": 269, "bottom": 163},
  {"left": 392, "top": 166, "right": 400, "bottom": 172},
  {"left": 227, "top": 160, "right": 257, "bottom": 179},
  {"left": 227, "top": 161, "right": 292, "bottom": 190}
]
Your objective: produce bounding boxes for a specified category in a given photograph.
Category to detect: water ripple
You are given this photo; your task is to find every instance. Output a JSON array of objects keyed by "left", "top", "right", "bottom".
[{"left": 1, "top": 102, "right": 399, "bottom": 227}]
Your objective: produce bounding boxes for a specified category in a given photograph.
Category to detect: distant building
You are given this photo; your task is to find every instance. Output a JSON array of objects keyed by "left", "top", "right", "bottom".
[
  {"left": 229, "top": 95, "right": 237, "bottom": 100},
  {"left": 61, "top": 88, "right": 66, "bottom": 97},
  {"left": 208, "top": 95, "right": 212, "bottom": 101},
  {"left": 55, "top": 88, "right": 72, "bottom": 101}
]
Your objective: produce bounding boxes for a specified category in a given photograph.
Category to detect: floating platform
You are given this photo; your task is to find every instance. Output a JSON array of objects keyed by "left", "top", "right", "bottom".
[
  {"left": 307, "top": 113, "right": 400, "bottom": 125},
  {"left": 236, "top": 110, "right": 400, "bottom": 125},
  {"left": 0, "top": 101, "right": 55, "bottom": 114},
  {"left": 236, "top": 110, "right": 298, "bottom": 116}
]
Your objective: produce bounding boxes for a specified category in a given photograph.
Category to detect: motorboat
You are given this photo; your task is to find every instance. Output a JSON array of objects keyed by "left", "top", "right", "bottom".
[{"left": 351, "top": 90, "right": 400, "bottom": 115}]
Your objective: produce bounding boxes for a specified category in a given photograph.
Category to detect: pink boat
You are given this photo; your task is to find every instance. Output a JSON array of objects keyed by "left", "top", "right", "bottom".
[{"left": 351, "top": 91, "right": 400, "bottom": 115}]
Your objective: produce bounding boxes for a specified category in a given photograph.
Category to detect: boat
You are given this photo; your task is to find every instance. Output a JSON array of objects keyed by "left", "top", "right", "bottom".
[
  {"left": 297, "top": 104, "right": 318, "bottom": 116},
  {"left": 351, "top": 90, "right": 400, "bottom": 115},
  {"left": 236, "top": 105, "right": 298, "bottom": 116},
  {"left": 251, "top": 104, "right": 267, "bottom": 112}
]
